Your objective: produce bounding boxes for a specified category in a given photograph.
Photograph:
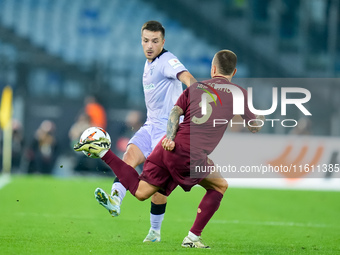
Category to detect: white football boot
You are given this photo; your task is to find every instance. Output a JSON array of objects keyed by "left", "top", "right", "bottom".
[
  {"left": 73, "top": 137, "right": 110, "bottom": 158},
  {"left": 94, "top": 188, "right": 121, "bottom": 217},
  {"left": 181, "top": 236, "right": 210, "bottom": 249},
  {"left": 143, "top": 228, "right": 161, "bottom": 243}
]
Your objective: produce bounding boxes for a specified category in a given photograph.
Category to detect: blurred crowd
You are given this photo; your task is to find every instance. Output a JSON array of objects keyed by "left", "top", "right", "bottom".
[{"left": 0, "top": 95, "right": 145, "bottom": 176}]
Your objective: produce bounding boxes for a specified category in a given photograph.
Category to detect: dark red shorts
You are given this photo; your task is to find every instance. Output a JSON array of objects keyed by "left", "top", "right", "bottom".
[{"left": 139, "top": 139, "right": 212, "bottom": 196}]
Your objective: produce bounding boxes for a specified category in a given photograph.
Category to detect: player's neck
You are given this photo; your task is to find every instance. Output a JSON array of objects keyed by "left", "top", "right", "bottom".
[
  {"left": 212, "top": 75, "right": 231, "bottom": 82},
  {"left": 147, "top": 48, "right": 167, "bottom": 63}
]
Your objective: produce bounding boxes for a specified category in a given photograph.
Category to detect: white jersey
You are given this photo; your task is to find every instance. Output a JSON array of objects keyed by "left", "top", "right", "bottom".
[{"left": 143, "top": 50, "right": 187, "bottom": 128}]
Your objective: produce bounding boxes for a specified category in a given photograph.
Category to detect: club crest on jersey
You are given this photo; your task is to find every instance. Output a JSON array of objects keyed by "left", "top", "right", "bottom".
[
  {"left": 168, "top": 58, "right": 183, "bottom": 69},
  {"left": 197, "top": 82, "right": 223, "bottom": 109},
  {"left": 150, "top": 65, "right": 155, "bottom": 75}
]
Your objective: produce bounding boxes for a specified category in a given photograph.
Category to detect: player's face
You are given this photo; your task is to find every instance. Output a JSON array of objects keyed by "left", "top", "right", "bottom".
[{"left": 142, "top": 30, "right": 165, "bottom": 62}]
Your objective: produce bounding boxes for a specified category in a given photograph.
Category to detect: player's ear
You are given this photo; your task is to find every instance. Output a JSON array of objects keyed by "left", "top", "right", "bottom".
[
  {"left": 210, "top": 65, "right": 214, "bottom": 77},
  {"left": 211, "top": 64, "right": 217, "bottom": 76},
  {"left": 232, "top": 68, "right": 237, "bottom": 77}
]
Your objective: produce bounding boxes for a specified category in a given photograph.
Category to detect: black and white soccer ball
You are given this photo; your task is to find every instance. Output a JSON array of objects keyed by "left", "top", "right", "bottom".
[{"left": 79, "top": 127, "right": 111, "bottom": 158}]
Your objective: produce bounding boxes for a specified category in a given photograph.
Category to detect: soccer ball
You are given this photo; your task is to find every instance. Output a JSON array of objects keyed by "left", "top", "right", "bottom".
[{"left": 79, "top": 127, "right": 111, "bottom": 158}]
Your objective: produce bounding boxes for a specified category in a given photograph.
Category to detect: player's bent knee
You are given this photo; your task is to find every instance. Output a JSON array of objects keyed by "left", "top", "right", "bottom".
[
  {"left": 134, "top": 190, "right": 150, "bottom": 201},
  {"left": 123, "top": 145, "right": 145, "bottom": 168},
  {"left": 151, "top": 192, "right": 167, "bottom": 203},
  {"left": 122, "top": 151, "right": 133, "bottom": 165},
  {"left": 222, "top": 179, "right": 228, "bottom": 192},
  {"left": 122, "top": 149, "right": 135, "bottom": 163},
  {"left": 217, "top": 179, "right": 228, "bottom": 195}
]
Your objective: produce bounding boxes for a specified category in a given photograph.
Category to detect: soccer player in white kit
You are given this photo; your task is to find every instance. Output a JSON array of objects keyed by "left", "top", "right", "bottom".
[{"left": 94, "top": 21, "right": 195, "bottom": 242}]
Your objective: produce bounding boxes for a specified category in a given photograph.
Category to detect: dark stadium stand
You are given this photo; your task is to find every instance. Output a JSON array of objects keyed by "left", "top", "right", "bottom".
[{"left": 145, "top": 0, "right": 340, "bottom": 78}]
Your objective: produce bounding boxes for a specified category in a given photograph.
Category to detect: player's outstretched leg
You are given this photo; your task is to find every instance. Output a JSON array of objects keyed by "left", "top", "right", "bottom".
[
  {"left": 75, "top": 140, "right": 141, "bottom": 196},
  {"left": 94, "top": 188, "right": 121, "bottom": 217}
]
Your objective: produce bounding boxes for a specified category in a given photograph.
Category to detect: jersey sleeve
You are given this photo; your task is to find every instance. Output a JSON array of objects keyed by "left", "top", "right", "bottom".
[
  {"left": 163, "top": 55, "right": 187, "bottom": 80},
  {"left": 175, "top": 87, "right": 190, "bottom": 112}
]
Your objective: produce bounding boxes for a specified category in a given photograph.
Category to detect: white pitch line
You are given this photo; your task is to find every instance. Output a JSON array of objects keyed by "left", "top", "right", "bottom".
[{"left": 0, "top": 174, "right": 11, "bottom": 189}]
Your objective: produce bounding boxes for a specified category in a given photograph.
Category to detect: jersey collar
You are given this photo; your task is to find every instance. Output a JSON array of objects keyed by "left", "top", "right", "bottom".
[
  {"left": 212, "top": 75, "right": 230, "bottom": 82},
  {"left": 151, "top": 48, "right": 168, "bottom": 63}
]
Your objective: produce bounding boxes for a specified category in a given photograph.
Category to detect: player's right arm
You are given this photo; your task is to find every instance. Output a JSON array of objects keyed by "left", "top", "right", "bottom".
[
  {"left": 178, "top": 71, "right": 196, "bottom": 87},
  {"left": 241, "top": 89, "right": 265, "bottom": 133},
  {"left": 162, "top": 105, "right": 184, "bottom": 151}
]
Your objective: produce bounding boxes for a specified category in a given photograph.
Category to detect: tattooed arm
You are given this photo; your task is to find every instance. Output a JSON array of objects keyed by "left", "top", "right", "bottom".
[
  {"left": 247, "top": 114, "right": 265, "bottom": 133},
  {"left": 162, "top": 105, "right": 184, "bottom": 151}
]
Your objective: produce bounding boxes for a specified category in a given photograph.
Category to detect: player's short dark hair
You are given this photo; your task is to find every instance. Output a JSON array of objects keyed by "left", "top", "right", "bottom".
[
  {"left": 213, "top": 50, "right": 237, "bottom": 75},
  {"left": 141, "top": 20, "right": 165, "bottom": 38}
]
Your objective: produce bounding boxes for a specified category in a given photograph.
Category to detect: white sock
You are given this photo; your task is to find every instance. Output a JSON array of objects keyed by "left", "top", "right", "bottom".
[
  {"left": 150, "top": 213, "right": 164, "bottom": 232},
  {"left": 111, "top": 182, "right": 126, "bottom": 202},
  {"left": 99, "top": 149, "right": 109, "bottom": 158},
  {"left": 149, "top": 227, "right": 160, "bottom": 235},
  {"left": 188, "top": 231, "right": 200, "bottom": 241}
]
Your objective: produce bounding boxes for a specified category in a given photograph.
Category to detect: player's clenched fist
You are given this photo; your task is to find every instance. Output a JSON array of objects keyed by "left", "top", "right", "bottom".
[{"left": 162, "top": 137, "right": 175, "bottom": 151}]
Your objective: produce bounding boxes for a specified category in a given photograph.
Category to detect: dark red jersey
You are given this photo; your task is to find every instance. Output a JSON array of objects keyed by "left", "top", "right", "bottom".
[
  {"left": 175, "top": 76, "right": 255, "bottom": 156},
  {"left": 142, "top": 76, "right": 256, "bottom": 195}
]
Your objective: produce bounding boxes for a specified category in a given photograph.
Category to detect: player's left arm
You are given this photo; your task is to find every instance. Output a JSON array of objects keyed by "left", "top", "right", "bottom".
[
  {"left": 177, "top": 71, "right": 196, "bottom": 87},
  {"left": 247, "top": 114, "right": 265, "bottom": 133},
  {"left": 162, "top": 105, "right": 184, "bottom": 151}
]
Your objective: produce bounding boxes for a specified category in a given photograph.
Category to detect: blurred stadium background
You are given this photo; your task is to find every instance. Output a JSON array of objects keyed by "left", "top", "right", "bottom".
[
  {"left": 0, "top": 0, "right": 339, "bottom": 178},
  {"left": 1, "top": 1, "right": 340, "bottom": 254}
]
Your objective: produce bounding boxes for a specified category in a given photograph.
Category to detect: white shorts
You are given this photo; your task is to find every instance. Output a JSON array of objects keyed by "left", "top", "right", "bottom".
[{"left": 128, "top": 124, "right": 166, "bottom": 159}]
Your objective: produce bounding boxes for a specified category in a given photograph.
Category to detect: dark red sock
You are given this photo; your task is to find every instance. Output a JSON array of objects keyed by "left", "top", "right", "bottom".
[
  {"left": 190, "top": 189, "right": 223, "bottom": 236},
  {"left": 102, "top": 150, "right": 139, "bottom": 195}
]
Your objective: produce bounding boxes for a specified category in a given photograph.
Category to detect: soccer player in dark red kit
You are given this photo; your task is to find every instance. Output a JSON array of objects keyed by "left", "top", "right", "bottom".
[{"left": 75, "top": 50, "right": 264, "bottom": 248}]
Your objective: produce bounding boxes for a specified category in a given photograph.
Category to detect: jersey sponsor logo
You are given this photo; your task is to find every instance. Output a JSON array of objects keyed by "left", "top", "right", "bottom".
[
  {"left": 168, "top": 58, "right": 183, "bottom": 69},
  {"left": 143, "top": 83, "right": 155, "bottom": 91}
]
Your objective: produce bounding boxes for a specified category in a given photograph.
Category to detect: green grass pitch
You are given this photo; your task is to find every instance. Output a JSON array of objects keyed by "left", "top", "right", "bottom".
[{"left": 0, "top": 175, "right": 339, "bottom": 254}]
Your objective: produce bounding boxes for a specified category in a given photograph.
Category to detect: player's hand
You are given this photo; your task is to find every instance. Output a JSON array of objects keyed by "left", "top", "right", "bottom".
[
  {"left": 162, "top": 137, "right": 175, "bottom": 151},
  {"left": 247, "top": 114, "right": 265, "bottom": 133}
]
